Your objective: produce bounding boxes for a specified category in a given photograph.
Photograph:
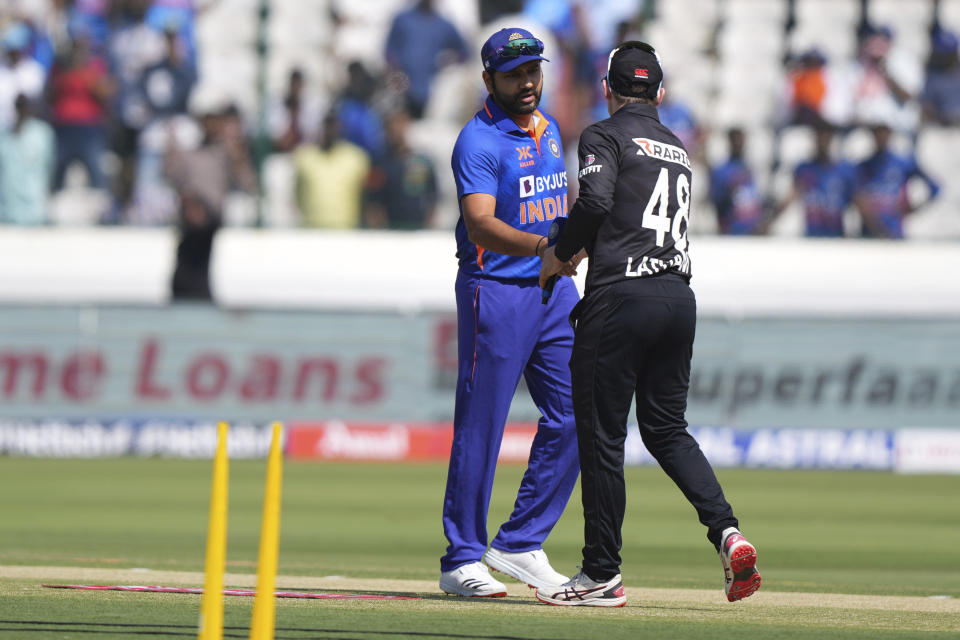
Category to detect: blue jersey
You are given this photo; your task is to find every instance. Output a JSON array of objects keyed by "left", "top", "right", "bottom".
[
  {"left": 658, "top": 101, "right": 699, "bottom": 155},
  {"left": 793, "top": 160, "right": 855, "bottom": 237},
  {"left": 709, "top": 158, "right": 764, "bottom": 235},
  {"left": 854, "top": 150, "right": 940, "bottom": 239},
  {"left": 452, "top": 96, "right": 567, "bottom": 280}
]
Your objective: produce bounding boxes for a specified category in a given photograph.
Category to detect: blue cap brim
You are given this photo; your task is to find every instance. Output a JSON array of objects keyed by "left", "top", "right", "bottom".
[{"left": 491, "top": 54, "right": 549, "bottom": 72}]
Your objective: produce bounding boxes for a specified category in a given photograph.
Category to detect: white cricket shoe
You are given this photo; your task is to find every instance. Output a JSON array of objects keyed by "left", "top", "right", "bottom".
[
  {"left": 719, "top": 527, "right": 762, "bottom": 602},
  {"left": 483, "top": 547, "right": 569, "bottom": 588},
  {"left": 535, "top": 570, "right": 626, "bottom": 607},
  {"left": 439, "top": 561, "right": 507, "bottom": 597}
]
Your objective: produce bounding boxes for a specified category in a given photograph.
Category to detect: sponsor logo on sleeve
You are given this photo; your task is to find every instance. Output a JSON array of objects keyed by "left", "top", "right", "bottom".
[
  {"left": 579, "top": 152, "right": 603, "bottom": 178},
  {"left": 579, "top": 163, "right": 603, "bottom": 179}
]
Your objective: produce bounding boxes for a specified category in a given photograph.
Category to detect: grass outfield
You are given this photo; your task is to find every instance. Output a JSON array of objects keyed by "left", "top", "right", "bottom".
[{"left": 0, "top": 458, "right": 958, "bottom": 639}]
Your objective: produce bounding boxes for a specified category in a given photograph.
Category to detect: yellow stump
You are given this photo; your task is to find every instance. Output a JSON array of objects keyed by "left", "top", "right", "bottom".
[
  {"left": 249, "top": 422, "right": 284, "bottom": 640},
  {"left": 199, "top": 422, "right": 230, "bottom": 640}
]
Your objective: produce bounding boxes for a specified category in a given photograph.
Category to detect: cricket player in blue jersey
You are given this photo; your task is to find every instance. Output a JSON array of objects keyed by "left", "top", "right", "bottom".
[
  {"left": 709, "top": 128, "right": 765, "bottom": 235},
  {"left": 439, "top": 27, "right": 583, "bottom": 598},
  {"left": 769, "top": 124, "right": 856, "bottom": 237},
  {"left": 853, "top": 123, "right": 940, "bottom": 239}
]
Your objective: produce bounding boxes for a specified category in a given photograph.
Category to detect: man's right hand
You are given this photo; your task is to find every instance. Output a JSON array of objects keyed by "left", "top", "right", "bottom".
[{"left": 539, "top": 246, "right": 563, "bottom": 288}]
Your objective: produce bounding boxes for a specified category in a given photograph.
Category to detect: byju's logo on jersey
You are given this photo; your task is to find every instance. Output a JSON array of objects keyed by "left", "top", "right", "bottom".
[
  {"left": 632, "top": 137, "right": 691, "bottom": 169},
  {"left": 520, "top": 171, "right": 567, "bottom": 198},
  {"left": 520, "top": 175, "right": 535, "bottom": 197}
]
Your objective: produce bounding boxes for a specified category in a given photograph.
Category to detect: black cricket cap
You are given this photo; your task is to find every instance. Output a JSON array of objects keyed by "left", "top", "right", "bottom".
[{"left": 606, "top": 41, "right": 663, "bottom": 98}]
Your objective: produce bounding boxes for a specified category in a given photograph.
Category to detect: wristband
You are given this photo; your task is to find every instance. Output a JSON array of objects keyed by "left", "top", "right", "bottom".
[{"left": 535, "top": 236, "right": 547, "bottom": 258}]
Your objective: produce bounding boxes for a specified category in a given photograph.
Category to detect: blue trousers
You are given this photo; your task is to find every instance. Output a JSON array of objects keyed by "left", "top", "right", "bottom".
[
  {"left": 440, "top": 271, "right": 580, "bottom": 572},
  {"left": 53, "top": 124, "right": 106, "bottom": 191}
]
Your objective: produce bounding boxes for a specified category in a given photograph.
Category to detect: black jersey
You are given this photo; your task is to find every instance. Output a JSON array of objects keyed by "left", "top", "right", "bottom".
[{"left": 554, "top": 103, "right": 692, "bottom": 292}]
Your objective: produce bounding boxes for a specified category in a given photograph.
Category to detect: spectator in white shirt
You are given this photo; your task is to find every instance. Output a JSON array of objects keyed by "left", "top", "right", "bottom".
[{"left": 0, "top": 22, "right": 46, "bottom": 130}]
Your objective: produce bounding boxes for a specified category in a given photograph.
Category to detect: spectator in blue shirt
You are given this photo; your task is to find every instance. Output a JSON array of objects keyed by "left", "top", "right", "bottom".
[
  {"left": 853, "top": 123, "right": 940, "bottom": 239},
  {"left": 138, "top": 25, "right": 195, "bottom": 120},
  {"left": 67, "top": 0, "right": 112, "bottom": 57},
  {"left": 107, "top": 0, "right": 167, "bottom": 217},
  {"left": 336, "top": 61, "right": 385, "bottom": 158},
  {"left": 769, "top": 124, "right": 855, "bottom": 237},
  {"left": 384, "top": 0, "right": 468, "bottom": 119},
  {"left": 921, "top": 27, "right": 960, "bottom": 126},
  {"left": 17, "top": 18, "right": 55, "bottom": 73},
  {"left": 658, "top": 93, "right": 704, "bottom": 162},
  {"left": 145, "top": 0, "right": 217, "bottom": 74},
  {"left": 709, "top": 127, "right": 765, "bottom": 235}
]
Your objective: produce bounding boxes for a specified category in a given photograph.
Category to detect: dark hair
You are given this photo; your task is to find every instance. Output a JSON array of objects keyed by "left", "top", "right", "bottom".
[
  {"left": 812, "top": 119, "right": 835, "bottom": 135},
  {"left": 623, "top": 81, "right": 659, "bottom": 101},
  {"left": 611, "top": 83, "right": 658, "bottom": 105}
]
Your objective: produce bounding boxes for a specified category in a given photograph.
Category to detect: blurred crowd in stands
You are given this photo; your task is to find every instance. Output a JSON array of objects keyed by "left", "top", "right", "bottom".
[{"left": 1, "top": 0, "right": 959, "bottom": 258}]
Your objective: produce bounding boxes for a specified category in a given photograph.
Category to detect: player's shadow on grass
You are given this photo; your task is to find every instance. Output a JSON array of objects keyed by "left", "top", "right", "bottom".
[
  {"left": 0, "top": 620, "right": 196, "bottom": 637},
  {"left": 414, "top": 593, "right": 533, "bottom": 604},
  {"left": 277, "top": 623, "right": 569, "bottom": 639},
  {"left": 280, "top": 588, "right": 543, "bottom": 608},
  {"left": 1, "top": 619, "right": 569, "bottom": 640}
]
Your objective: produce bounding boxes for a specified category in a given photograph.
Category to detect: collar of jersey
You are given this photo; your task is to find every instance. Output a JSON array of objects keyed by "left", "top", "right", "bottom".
[
  {"left": 483, "top": 96, "right": 547, "bottom": 138},
  {"left": 618, "top": 102, "right": 661, "bottom": 122}
]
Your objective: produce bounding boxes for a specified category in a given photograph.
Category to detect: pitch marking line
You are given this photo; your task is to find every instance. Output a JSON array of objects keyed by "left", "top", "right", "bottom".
[
  {"left": 3, "top": 565, "right": 957, "bottom": 613},
  {"left": 42, "top": 584, "right": 418, "bottom": 600}
]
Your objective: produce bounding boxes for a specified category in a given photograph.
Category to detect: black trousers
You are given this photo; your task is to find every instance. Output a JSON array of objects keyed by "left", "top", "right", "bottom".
[
  {"left": 570, "top": 274, "right": 738, "bottom": 581},
  {"left": 171, "top": 221, "right": 219, "bottom": 302}
]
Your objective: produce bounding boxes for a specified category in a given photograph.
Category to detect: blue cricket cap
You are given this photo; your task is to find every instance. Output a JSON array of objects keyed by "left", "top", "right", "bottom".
[
  {"left": 933, "top": 28, "right": 959, "bottom": 54},
  {"left": 481, "top": 28, "right": 549, "bottom": 73},
  {"left": 2, "top": 22, "right": 30, "bottom": 52}
]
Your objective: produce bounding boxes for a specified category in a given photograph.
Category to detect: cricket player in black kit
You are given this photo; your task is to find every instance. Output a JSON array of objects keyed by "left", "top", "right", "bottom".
[{"left": 535, "top": 42, "right": 762, "bottom": 607}]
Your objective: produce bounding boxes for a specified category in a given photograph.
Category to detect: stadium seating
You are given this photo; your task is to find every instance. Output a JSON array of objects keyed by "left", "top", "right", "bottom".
[{"left": 34, "top": 0, "right": 958, "bottom": 238}]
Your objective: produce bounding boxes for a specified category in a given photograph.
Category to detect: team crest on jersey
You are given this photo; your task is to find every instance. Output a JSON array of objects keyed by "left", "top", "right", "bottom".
[
  {"left": 632, "top": 137, "right": 691, "bottom": 169},
  {"left": 548, "top": 137, "right": 561, "bottom": 158},
  {"left": 585, "top": 154, "right": 596, "bottom": 165}
]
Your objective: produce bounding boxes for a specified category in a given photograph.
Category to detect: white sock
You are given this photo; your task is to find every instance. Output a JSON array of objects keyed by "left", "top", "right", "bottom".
[{"left": 720, "top": 526, "right": 740, "bottom": 542}]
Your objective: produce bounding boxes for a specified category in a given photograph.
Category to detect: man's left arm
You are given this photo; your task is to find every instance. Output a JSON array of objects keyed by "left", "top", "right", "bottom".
[
  {"left": 540, "top": 125, "right": 618, "bottom": 286},
  {"left": 906, "top": 156, "right": 941, "bottom": 213},
  {"left": 423, "top": 158, "right": 439, "bottom": 228}
]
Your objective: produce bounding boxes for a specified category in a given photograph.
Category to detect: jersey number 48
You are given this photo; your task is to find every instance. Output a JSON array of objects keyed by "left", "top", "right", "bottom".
[{"left": 641, "top": 167, "right": 690, "bottom": 249}]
